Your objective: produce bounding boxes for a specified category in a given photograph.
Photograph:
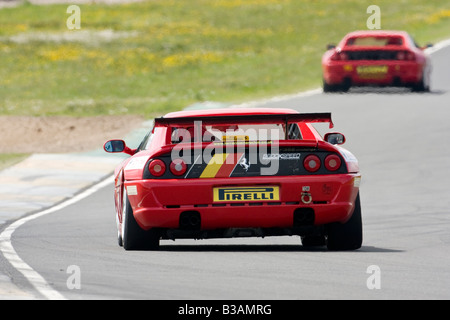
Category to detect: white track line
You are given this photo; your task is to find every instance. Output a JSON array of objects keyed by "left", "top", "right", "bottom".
[
  {"left": 425, "top": 38, "right": 450, "bottom": 55},
  {"left": 0, "top": 175, "right": 113, "bottom": 300},
  {"left": 1, "top": 38, "right": 450, "bottom": 300}
]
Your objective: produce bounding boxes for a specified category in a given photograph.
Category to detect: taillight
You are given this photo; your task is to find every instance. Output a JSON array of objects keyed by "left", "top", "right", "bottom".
[
  {"left": 148, "top": 159, "right": 166, "bottom": 177},
  {"left": 324, "top": 154, "right": 342, "bottom": 171},
  {"left": 303, "top": 155, "right": 321, "bottom": 172},
  {"left": 170, "top": 159, "right": 187, "bottom": 176},
  {"left": 406, "top": 51, "right": 415, "bottom": 61},
  {"left": 397, "top": 51, "right": 415, "bottom": 61},
  {"left": 331, "top": 51, "right": 348, "bottom": 61},
  {"left": 396, "top": 51, "right": 405, "bottom": 60}
]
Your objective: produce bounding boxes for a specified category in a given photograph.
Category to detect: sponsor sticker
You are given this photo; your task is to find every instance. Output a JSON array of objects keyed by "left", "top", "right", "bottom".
[
  {"left": 262, "top": 153, "right": 301, "bottom": 160},
  {"left": 213, "top": 186, "right": 280, "bottom": 202},
  {"left": 126, "top": 185, "right": 138, "bottom": 196},
  {"left": 353, "top": 176, "right": 362, "bottom": 187}
]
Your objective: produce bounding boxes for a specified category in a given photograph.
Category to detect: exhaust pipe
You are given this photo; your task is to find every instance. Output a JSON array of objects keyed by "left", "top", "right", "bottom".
[
  {"left": 293, "top": 208, "right": 315, "bottom": 226},
  {"left": 179, "top": 211, "right": 201, "bottom": 230}
]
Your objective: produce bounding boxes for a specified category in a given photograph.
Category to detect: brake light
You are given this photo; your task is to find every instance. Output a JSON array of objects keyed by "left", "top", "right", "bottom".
[
  {"left": 324, "top": 154, "right": 342, "bottom": 171},
  {"left": 304, "top": 155, "right": 321, "bottom": 172},
  {"left": 406, "top": 51, "right": 415, "bottom": 61},
  {"left": 148, "top": 159, "right": 166, "bottom": 177},
  {"left": 330, "top": 51, "right": 348, "bottom": 61},
  {"left": 340, "top": 52, "right": 348, "bottom": 60},
  {"left": 170, "top": 159, "right": 187, "bottom": 176},
  {"left": 397, "top": 51, "right": 415, "bottom": 61},
  {"left": 396, "top": 51, "right": 405, "bottom": 60}
]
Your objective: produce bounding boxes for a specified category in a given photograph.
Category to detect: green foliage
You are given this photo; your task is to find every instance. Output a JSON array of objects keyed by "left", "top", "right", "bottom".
[{"left": 0, "top": 153, "right": 29, "bottom": 171}]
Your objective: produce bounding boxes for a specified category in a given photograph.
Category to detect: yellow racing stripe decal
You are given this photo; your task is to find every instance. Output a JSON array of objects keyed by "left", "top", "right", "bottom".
[{"left": 200, "top": 153, "right": 228, "bottom": 178}]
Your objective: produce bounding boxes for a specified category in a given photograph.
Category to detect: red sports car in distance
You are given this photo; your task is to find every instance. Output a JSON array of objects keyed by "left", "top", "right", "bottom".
[
  {"left": 104, "top": 108, "right": 363, "bottom": 251},
  {"left": 322, "top": 30, "right": 432, "bottom": 92}
]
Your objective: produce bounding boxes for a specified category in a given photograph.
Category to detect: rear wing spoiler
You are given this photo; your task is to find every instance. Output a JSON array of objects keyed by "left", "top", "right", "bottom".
[{"left": 155, "top": 112, "right": 334, "bottom": 129}]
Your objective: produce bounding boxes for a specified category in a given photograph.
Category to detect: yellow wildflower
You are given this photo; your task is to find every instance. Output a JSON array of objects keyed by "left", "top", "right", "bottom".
[
  {"left": 426, "top": 9, "right": 450, "bottom": 24},
  {"left": 40, "top": 45, "right": 81, "bottom": 62},
  {"left": 213, "top": 0, "right": 290, "bottom": 8},
  {"left": 162, "top": 51, "right": 224, "bottom": 68}
]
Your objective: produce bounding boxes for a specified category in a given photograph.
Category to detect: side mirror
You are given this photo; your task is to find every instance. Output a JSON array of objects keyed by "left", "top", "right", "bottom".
[
  {"left": 327, "top": 44, "right": 336, "bottom": 50},
  {"left": 104, "top": 140, "right": 126, "bottom": 153},
  {"left": 324, "top": 132, "right": 346, "bottom": 145}
]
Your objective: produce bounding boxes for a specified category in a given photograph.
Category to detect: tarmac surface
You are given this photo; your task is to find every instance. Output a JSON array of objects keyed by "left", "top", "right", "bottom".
[
  {"left": 0, "top": 120, "right": 153, "bottom": 225},
  {"left": 0, "top": 42, "right": 448, "bottom": 300},
  {"left": 0, "top": 120, "right": 152, "bottom": 299}
]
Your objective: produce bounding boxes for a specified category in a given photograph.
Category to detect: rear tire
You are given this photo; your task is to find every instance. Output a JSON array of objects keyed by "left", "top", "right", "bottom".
[
  {"left": 118, "top": 230, "right": 123, "bottom": 247},
  {"left": 301, "top": 235, "right": 326, "bottom": 247},
  {"left": 326, "top": 192, "right": 363, "bottom": 251},
  {"left": 411, "top": 75, "right": 429, "bottom": 92},
  {"left": 323, "top": 78, "right": 349, "bottom": 93},
  {"left": 323, "top": 79, "right": 335, "bottom": 93},
  {"left": 122, "top": 192, "right": 160, "bottom": 251},
  {"left": 323, "top": 79, "right": 342, "bottom": 93}
]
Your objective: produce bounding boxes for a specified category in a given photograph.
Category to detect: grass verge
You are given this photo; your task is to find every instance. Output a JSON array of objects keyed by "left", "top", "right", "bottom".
[
  {"left": 0, "top": 154, "right": 30, "bottom": 171},
  {"left": 0, "top": 0, "right": 449, "bottom": 118}
]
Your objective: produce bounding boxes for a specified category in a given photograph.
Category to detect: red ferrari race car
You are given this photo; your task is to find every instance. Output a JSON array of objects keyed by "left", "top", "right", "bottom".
[
  {"left": 104, "top": 108, "right": 363, "bottom": 251},
  {"left": 322, "top": 30, "right": 432, "bottom": 92}
]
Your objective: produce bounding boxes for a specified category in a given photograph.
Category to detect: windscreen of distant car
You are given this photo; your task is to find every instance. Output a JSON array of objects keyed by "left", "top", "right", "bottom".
[{"left": 345, "top": 36, "right": 404, "bottom": 47}]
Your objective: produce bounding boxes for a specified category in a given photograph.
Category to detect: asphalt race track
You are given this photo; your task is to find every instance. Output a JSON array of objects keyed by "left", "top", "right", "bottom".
[{"left": 1, "top": 45, "right": 450, "bottom": 300}]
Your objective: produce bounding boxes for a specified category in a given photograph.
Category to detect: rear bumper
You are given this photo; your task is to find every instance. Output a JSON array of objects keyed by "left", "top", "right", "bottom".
[
  {"left": 323, "top": 61, "right": 423, "bottom": 86},
  {"left": 125, "top": 174, "right": 361, "bottom": 230}
]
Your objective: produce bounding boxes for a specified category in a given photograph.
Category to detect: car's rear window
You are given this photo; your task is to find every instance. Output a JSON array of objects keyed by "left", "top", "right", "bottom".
[
  {"left": 346, "top": 36, "right": 403, "bottom": 47},
  {"left": 170, "top": 123, "right": 301, "bottom": 143}
]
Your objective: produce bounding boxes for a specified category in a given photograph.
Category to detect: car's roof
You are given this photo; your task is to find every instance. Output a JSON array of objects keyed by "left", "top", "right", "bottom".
[
  {"left": 163, "top": 108, "right": 299, "bottom": 119},
  {"left": 343, "top": 30, "right": 409, "bottom": 38}
]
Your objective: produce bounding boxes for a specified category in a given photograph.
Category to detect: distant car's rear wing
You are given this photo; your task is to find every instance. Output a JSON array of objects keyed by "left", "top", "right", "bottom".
[{"left": 155, "top": 112, "right": 334, "bottom": 129}]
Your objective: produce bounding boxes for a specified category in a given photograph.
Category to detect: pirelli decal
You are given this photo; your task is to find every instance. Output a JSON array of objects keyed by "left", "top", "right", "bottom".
[
  {"left": 200, "top": 152, "right": 244, "bottom": 178},
  {"left": 213, "top": 186, "right": 280, "bottom": 202}
]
